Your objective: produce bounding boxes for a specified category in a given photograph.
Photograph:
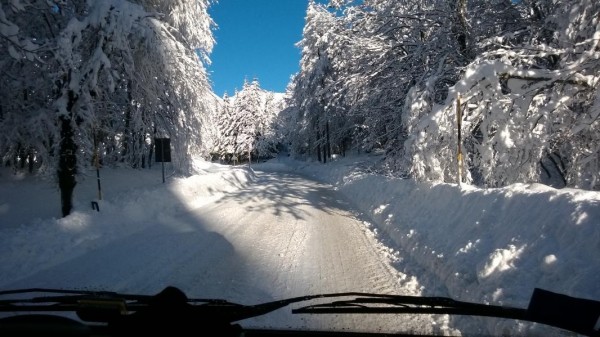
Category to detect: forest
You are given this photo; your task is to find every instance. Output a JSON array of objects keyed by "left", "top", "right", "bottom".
[{"left": 1, "top": 0, "right": 599, "bottom": 216}]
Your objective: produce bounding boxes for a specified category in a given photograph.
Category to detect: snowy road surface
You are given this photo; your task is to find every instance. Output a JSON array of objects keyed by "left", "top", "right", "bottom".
[
  {"left": 3, "top": 157, "right": 599, "bottom": 336},
  {"left": 0, "top": 167, "right": 444, "bottom": 334},
  {"left": 190, "top": 170, "right": 442, "bottom": 333}
]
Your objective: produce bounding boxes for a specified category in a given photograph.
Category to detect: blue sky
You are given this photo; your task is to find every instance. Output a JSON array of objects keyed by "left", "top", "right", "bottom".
[{"left": 207, "top": 1, "right": 312, "bottom": 97}]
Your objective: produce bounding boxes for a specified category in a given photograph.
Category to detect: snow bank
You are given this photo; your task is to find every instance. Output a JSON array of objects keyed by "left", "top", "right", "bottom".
[
  {"left": 0, "top": 162, "right": 255, "bottom": 288},
  {"left": 284, "top": 154, "right": 600, "bottom": 335}
]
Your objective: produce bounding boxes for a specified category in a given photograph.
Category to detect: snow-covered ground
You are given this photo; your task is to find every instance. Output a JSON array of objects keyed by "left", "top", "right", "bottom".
[
  {"left": 0, "top": 153, "right": 598, "bottom": 336},
  {"left": 286, "top": 153, "right": 600, "bottom": 299},
  {"left": 280, "top": 153, "right": 600, "bottom": 335}
]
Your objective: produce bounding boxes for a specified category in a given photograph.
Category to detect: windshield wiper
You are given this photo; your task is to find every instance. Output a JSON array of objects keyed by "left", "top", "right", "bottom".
[
  {"left": 0, "top": 287, "right": 235, "bottom": 316},
  {"left": 293, "top": 289, "right": 600, "bottom": 337},
  {"left": 0, "top": 287, "right": 233, "bottom": 307},
  {"left": 293, "top": 292, "right": 525, "bottom": 317},
  {"left": 1, "top": 287, "right": 598, "bottom": 336}
]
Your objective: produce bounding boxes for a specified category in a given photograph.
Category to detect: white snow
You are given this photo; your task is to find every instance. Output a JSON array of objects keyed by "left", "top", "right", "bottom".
[{"left": 0, "top": 154, "right": 599, "bottom": 336}]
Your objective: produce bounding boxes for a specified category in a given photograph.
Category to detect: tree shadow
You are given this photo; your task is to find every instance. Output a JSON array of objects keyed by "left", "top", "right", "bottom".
[{"left": 214, "top": 170, "right": 354, "bottom": 221}]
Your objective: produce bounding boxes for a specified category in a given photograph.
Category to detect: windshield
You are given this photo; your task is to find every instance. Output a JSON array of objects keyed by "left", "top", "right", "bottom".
[{"left": 1, "top": 1, "right": 599, "bottom": 336}]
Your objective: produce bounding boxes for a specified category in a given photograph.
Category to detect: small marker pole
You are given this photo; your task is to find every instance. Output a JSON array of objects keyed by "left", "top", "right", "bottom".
[
  {"left": 94, "top": 129, "right": 102, "bottom": 200},
  {"left": 456, "top": 95, "right": 463, "bottom": 186}
]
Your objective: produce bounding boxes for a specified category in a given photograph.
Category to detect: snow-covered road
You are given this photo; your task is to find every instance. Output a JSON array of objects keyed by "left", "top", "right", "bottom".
[
  {"left": 200, "top": 171, "right": 406, "bottom": 297},
  {"left": 3, "top": 156, "right": 598, "bottom": 336},
  {"left": 190, "top": 170, "right": 441, "bottom": 332},
  {"left": 0, "top": 167, "right": 443, "bottom": 334}
]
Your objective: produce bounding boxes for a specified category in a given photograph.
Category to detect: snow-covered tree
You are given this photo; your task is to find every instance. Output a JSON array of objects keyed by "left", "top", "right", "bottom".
[
  {"left": 290, "top": 0, "right": 480, "bottom": 163},
  {"left": 288, "top": 0, "right": 598, "bottom": 190},
  {"left": 289, "top": 1, "right": 342, "bottom": 162},
  {"left": 206, "top": 79, "right": 285, "bottom": 163},
  {"left": 255, "top": 91, "right": 286, "bottom": 158},
  {"left": 404, "top": 0, "right": 600, "bottom": 189},
  {"left": 210, "top": 92, "right": 236, "bottom": 162},
  {"left": 0, "top": 0, "right": 66, "bottom": 173},
  {"left": 230, "top": 79, "right": 262, "bottom": 160},
  {"left": 198, "top": 92, "right": 225, "bottom": 161},
  {"left": 0, "top": 0, "right": 216, "bottom": 215}
]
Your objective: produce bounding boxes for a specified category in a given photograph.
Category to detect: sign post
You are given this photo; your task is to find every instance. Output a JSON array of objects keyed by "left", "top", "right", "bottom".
[
  {"left": 93, "top": 131, "right": 102, "bottom": 200},
  {"left": 91, "top": 128, "right": 101, "bottom": 212}
]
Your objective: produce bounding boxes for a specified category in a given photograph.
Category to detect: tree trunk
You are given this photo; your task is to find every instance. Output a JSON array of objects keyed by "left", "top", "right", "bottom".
[
  {"left": 454, "top": 0, "right": 469, "bottom": 58},
  {"left": 315, "top": 123, "right": 322, "bottom": 163},
  {"left": 18, "top": 145, "right": 26, "bottom": 170},
  {"left": 547, "top": 151, "right": 567, "bottom": 187},
  {"left": 317, "top": 143, "right": 322, "bottom": 162},
  {"left": 148, "top": 125, "right": 156, "bottom": 168},
  {"left": 322, "top": 130, "right": 326, "bottom": 163},
  {"left": 122, "top": 80, "right": 132, "bottom": 163},
  {"left": 326, "top": 120, "right": 331, "bottom": 161},
  {"left": 28, "top": 149, "right": 34, "bottom": 173},
  {"left": 58, "top": 89, "right": 78, "bottom": 217}
]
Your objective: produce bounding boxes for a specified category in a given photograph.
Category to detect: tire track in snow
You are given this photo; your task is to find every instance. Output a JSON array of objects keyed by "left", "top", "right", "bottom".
[{"left": 195, "top": 170, "right": 440, "bottom": 334}]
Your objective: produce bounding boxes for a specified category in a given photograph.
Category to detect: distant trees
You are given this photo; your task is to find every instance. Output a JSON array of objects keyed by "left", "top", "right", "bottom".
[
  {"left": 0, "top": 0, "right": 215, "bottom": 215},
  {"left": 208, "top": 79, "right": 285, "bottom": 164},
  {"left": 286, "top": 0, "right": 600, "bottom": 190},
  {"left": 285, "top": 2, "right": 355, "bottom": 163}
]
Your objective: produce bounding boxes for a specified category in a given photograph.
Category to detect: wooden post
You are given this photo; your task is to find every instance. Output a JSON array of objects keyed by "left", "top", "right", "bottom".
[
  {"left": 457, "top": 95, "right": 463, "bottom": 185},
  {"left": 93, "top": 129, "right": 102, "bottom": 200}
]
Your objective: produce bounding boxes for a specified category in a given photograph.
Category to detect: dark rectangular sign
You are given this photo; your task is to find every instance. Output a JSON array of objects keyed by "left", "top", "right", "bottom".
[{"left": 155, "top": 138, "right": 171, "bottom": 163}]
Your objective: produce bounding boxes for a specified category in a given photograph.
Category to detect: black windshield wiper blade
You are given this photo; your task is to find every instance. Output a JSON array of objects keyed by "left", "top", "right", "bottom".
[
  {"left": 0, "top": 287, "right": 236, "bottom": 313},
  {"left": 0, "top": 287, "right": 231, "bottom": 303},
  {"left": 0, "top": 288, "right": 151, "bottom": 306},
  {"left": 1, "top": 287, "right": 598, "bottom": 336},
  {"left": 293, "top": 289, "right": 600, "bottom": 337},
  {"left": 293, "top": 292, "right": 526, "bottom": 318},
  {"left": 0, "top": 289, "right": 445, "bottom": 322},
  {"left": 220, "top": 292, "right": 454, "bottom": 322},
  {"left": 0, "top": 288, "right": 142, "bottom": 313}
]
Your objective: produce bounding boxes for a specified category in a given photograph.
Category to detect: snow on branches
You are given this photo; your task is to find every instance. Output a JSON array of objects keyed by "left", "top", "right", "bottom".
[
  {"left": 0, "top": 0, "right": 215, "bottom": 215},
  {"left": 207, "top": 79, "right": 285, "bottom": 164},
  {"left": 288, "top": 0, "right": 599, "bottom": 190},
  {"left": 405, "top": 0, "right": 600, "bottom": 189}
]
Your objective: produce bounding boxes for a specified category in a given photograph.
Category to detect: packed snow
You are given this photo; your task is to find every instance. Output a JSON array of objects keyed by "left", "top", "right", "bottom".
[{"left": 0, "top": 153, "right": 598, "bottom": 336}]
